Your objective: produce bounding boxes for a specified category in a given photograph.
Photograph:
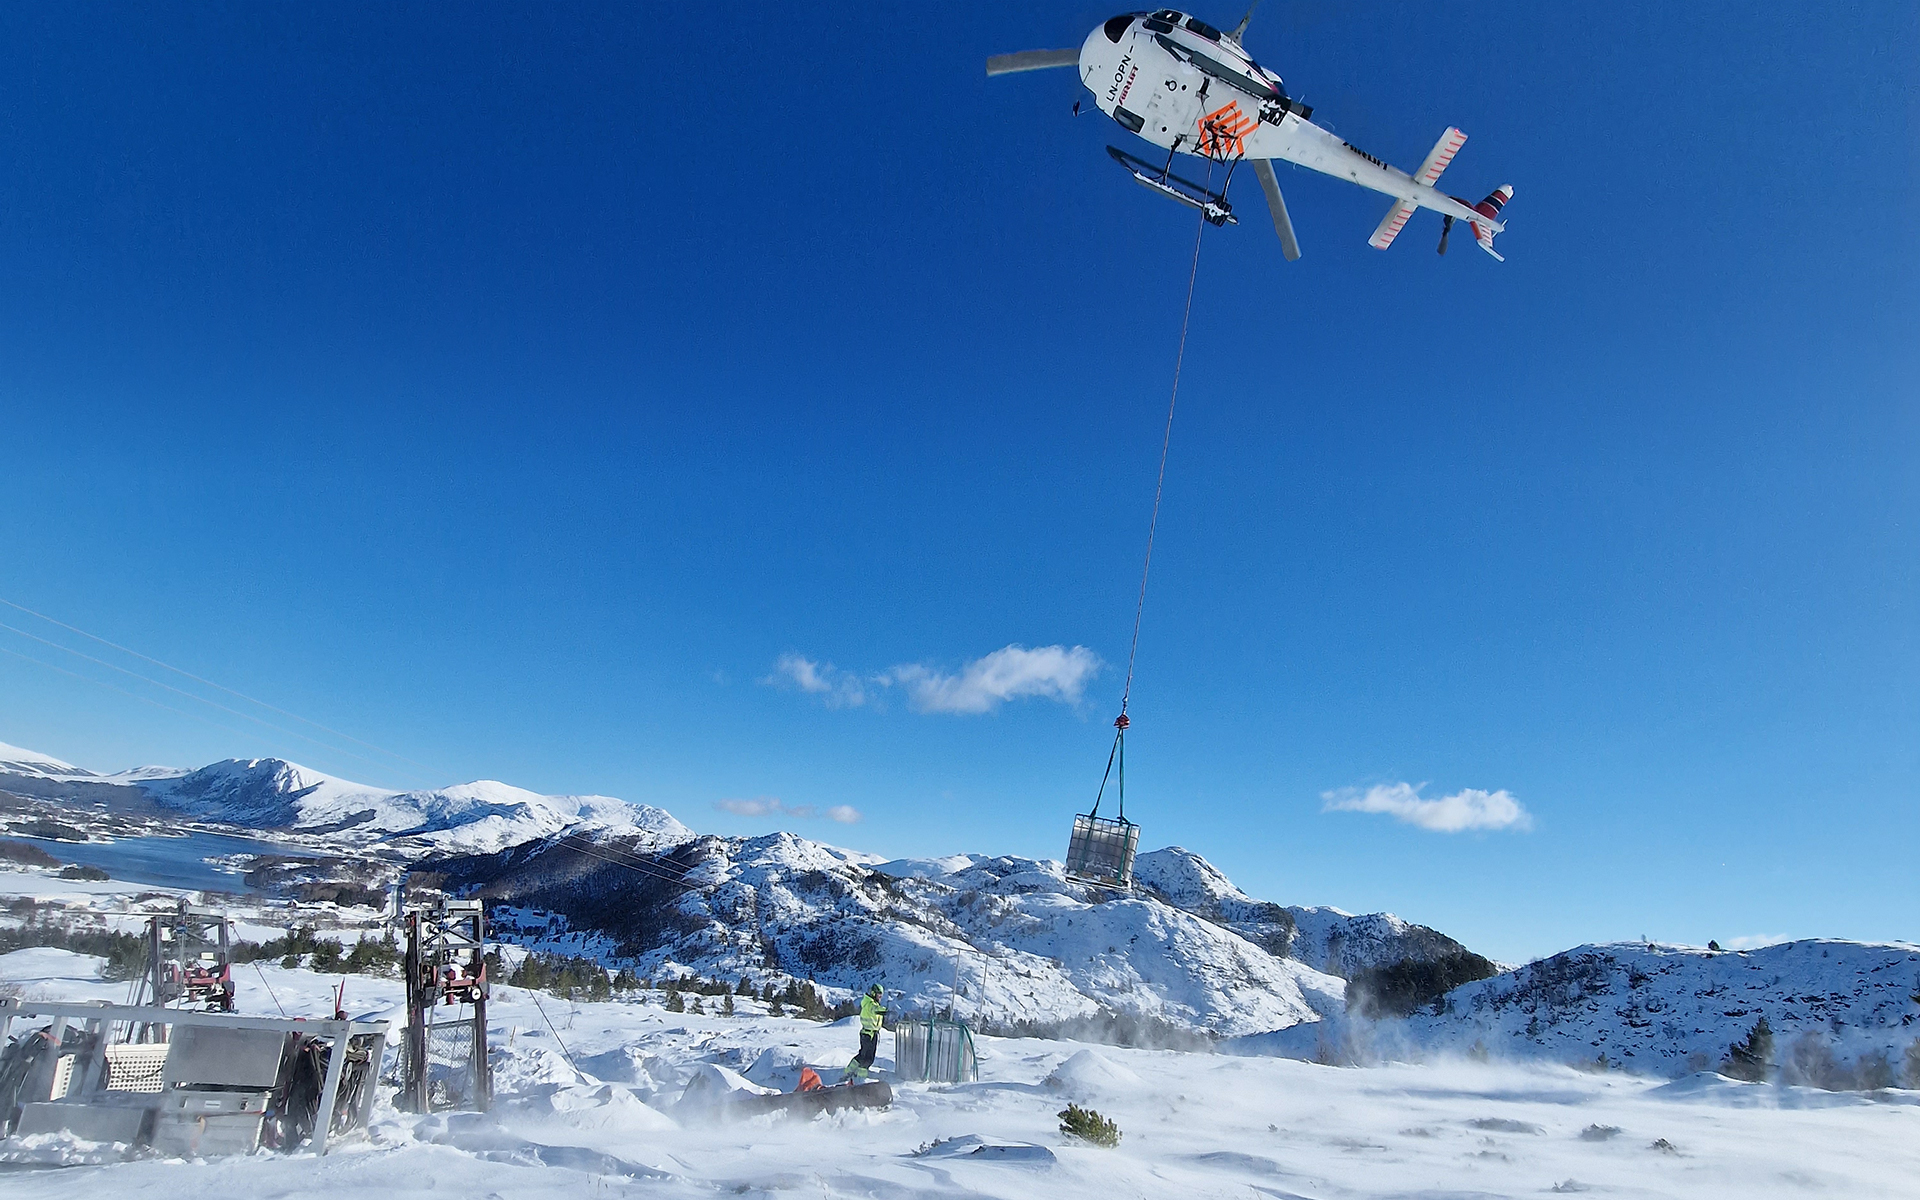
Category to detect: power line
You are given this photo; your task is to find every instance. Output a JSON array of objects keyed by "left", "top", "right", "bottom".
[
  {"left": 0, "top": 618, "right": 437, "bottom": 788},
  {"left": 0, "top": 596, "right": 442, "bottom": 777},
  {"left": 546, "top": 832, "right": 701, "bottom": 892},
  {"left": 0, "top": 642, "right": 263, "bottom": 747}
]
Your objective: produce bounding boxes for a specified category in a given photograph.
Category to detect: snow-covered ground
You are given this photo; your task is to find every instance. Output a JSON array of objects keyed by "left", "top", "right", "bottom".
[{"left": 3, "top": 946, "right": 1917, "bottom": 1198}]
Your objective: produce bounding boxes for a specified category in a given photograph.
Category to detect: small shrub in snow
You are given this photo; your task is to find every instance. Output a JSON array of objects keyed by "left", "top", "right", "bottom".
[
  {"left": 1903, "top": 1040, "right": 1920, "bottom": 1090},
  {"left": 57, "top": 865, "right": 109, "bottom": 881},
  {"left": 1856, "top": 1050, "right": 1893, "bottom": 1091},
  {"left": 1058, "top": 1104, "right": 1120, "bottom": 1148},
  {"left": 1579, "top": 1125, "right": 1621, "bottom": 1142},
  {"left": 721, "top": 992, "right": 735, "bottom": 1016},
  {"left": 1781, "top": 1032, "right": 1846, "bottom": 1090},
  {"left": 665, "top": 990, "right": 685, "bottom": 1013}
]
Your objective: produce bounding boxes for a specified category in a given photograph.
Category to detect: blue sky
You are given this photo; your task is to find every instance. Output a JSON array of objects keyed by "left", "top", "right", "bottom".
[{"left": 0, "top": 2, "right": 1913, "bottom": 963}]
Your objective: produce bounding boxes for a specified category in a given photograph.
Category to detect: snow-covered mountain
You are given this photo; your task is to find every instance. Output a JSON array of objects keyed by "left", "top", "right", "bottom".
[
  {"left": 17, "top": 738, "right": 1908, "bottom": 1078},
  {"left": 428, "top": 832, "right": 1502, "bottom": 1040},
  {"left": 1133, "top": 846, "right": 1494, "bottom": 978},
  {"left": 0, "top": 743, "right": 689, "bottom": 855},
  {"left": 0, "top": 741, "right": 87, "bottom": 779},
  {"left": 1233, "top": 939, "right": 1920, "bottom": 1081},
  {"left": 141, "top": 758, "right": 691, "bottom": 854}
]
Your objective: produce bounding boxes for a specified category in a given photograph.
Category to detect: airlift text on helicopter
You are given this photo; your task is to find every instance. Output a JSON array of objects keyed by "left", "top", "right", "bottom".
[{"left": 989, "top": 8, "right": 1514, "bottom": 261}]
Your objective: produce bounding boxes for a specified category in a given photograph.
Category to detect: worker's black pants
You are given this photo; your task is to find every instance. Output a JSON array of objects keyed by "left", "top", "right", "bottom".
[{"left": 854, "top": 1030, "right": 878, "bottom": 1070}]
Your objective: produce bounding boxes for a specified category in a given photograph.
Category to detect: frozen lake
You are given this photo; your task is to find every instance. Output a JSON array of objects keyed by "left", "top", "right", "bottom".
[{"left": 14, "top": 830, "right": 296, "bottom": 893}]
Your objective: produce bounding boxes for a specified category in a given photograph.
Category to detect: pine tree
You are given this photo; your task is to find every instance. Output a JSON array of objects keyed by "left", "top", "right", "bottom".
[
  {"left": 722, "top": 992, "right": 735, "bottom": 1017},
  {"left": 736, "top": 977, "right": 753, "bottom": 996},
  {"left": 1902, "top": 1039, "right": 1920, "bottom": 1089},
  {"left": 688, "top": 995, "right": 703, "bottom": 1015},
  {"left": 768, "top": 997, "right": 784, "bottom": 1017},
  {"left": 665, "top": 989, "right": 685, "bottom": 1013},
  {"left": 1721, "top": 1015, "right": 1773, "bottom": 1082}
]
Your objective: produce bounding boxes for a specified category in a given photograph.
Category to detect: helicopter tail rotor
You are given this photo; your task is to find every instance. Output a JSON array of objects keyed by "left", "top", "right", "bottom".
[{"left": 1467, "top": 186, "right": 1513, "bottom": 260}]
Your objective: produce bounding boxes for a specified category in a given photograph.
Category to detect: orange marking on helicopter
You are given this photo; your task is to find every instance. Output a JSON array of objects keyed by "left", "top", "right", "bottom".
[{"left": 1197, "top": 100, "right": 1258, "bottom": 159}]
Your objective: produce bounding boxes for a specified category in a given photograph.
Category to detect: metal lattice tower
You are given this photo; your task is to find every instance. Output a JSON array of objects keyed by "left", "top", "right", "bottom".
[{"left": 399, "top": 898, "right": 491, "bottom": 1113}]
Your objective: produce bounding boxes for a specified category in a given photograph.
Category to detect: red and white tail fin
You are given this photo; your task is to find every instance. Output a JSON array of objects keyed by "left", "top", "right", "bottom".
[
  {"left": 1370, "top": 127, "right": 1467, "bottom": 250},
  {"left": 1469, "top": 185, "right": 1513, "bottom": 261}
]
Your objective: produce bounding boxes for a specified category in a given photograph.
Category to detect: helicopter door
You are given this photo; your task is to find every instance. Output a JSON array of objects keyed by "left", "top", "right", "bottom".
[{"left": 1135, "top": 55, "right": 1201, "bottom": 150}]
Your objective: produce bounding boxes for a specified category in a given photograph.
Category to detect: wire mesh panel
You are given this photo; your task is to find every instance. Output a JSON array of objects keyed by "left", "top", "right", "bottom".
[
  {"left": 424, "top": 1018, "right": 481, "bottom": 1111},
  {"left": 1065, "top": 813, "right": 1140, "bottom": 887},
  {"left": 103, "top": 1043, "right": 171, "bottom": 1093},
  {"left": 893, "top": 1018, "right": 979, "bottom": 1084}
]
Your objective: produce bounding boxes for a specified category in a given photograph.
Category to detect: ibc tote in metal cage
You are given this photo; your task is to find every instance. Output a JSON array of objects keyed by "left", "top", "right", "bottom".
[
  {"left": 893, "top": 1017, "right": 979, "bottom": 1084},
  {"left": 1065, "top": 714, "right": 1141, "bottom": 888}
]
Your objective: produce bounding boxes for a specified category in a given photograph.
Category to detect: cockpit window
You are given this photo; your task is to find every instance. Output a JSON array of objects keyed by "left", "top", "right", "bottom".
[
  {"left": 1184, "top": 17, "right": 1220, "bottom": 40},
  {"left": 1142, "top": 16, "right": 1175, "bottom": 34},
  {"left": 1103, "top": 14, "right": 1133, "bottom": 42}
]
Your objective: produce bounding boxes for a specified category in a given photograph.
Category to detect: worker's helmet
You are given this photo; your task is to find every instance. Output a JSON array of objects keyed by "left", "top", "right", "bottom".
[{"left": 868, "top": 983, "right": 883, "bottom": 999}]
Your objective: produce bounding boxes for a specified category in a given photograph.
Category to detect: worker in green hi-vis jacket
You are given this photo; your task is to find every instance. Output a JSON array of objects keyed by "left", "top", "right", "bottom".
[{"left": 845, "top": 983, "right": 886, "bottom": 1080}]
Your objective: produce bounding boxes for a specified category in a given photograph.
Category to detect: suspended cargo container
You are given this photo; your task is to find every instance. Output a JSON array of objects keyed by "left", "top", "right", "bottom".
[
  {"left": 1066, "top": 713, "right": 1140, "bottom": 888},
  {"left": 1065, "top": 812, "right": 1140, "bottom": 888}
]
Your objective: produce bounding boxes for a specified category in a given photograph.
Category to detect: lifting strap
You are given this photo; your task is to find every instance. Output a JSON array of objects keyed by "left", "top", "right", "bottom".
[{"left": 1089, "top": 188, "right": 1210, "bottom": 826}]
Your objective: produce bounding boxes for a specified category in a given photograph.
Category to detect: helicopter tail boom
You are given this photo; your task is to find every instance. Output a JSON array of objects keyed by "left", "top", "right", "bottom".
[{"left": 1368, "top": 127, "right": 1470, "bottom": 251}]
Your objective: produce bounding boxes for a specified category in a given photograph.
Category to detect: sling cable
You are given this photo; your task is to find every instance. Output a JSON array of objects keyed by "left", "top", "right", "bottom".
[{"left": 1065, "top": 195, "right": 1210, "bottom": 890}]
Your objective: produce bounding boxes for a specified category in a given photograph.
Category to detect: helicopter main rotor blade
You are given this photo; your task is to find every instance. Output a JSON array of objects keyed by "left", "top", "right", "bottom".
[
  {"left": 1253, "top": 158, "right": 1302, "bottom": 261},
  {"left": 986, "top": 49, "right": 1080, "bottom": 76}
]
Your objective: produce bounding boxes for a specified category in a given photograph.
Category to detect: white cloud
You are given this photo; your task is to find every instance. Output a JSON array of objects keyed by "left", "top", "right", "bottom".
[
  {"left": 887, "top": 644, "right": 1103, "bottom": 714},
  {"left": 1724, "top": 933, "right": 1791, "bottom": 950},
  {"left": 764, "top": 643, "right": 1103, "bottom": 716},
  {"left": 764, "top": 654, "right": 868, "bottom": 708},
  {"left": 1322, "top": 781, "right": 1534, "bottom": 833},
  {"left": 714, "top": 795, "right": 863, "bottom": 824}
]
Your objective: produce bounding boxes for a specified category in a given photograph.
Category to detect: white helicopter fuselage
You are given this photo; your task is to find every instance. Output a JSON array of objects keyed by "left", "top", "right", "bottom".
[{"left": 1076, "top": 12, "right": 1503, "bottom": 237}]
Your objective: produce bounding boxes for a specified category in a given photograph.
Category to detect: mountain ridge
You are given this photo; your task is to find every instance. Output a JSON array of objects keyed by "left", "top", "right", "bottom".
[
  {"left": 0, "top": 743, "right": 690, "bottom": 854},
  {"left": 10, "top": 738, "right": 1910, "bottom": 1077}
]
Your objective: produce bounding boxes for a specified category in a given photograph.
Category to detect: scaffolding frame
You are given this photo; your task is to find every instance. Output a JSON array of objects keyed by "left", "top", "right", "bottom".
[
  {"left": 135, "top": 901, "right": 235, "bottom": 1016},
  {"left": 400, "top": 898, "right": 490, "bottom": 1113},
  {"left": 0, "top": 998, "right": 387, "bottom": 1154}
]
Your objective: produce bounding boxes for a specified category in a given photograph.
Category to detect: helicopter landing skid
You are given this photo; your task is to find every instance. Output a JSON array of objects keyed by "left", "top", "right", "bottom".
[{"left": 1106, "top": 146, "right": 1238, "bottom": 227}]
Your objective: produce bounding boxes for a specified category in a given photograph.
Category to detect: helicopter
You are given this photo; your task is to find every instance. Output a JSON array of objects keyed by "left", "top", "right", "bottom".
[{"left": 988, "top": 9, "right": 1513, "bottom": 261}]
